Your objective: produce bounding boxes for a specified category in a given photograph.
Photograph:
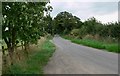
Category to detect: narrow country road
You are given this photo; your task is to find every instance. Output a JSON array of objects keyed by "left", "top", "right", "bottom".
[{"left": 44, "top": 36, "right": 118, "bottom": 74}]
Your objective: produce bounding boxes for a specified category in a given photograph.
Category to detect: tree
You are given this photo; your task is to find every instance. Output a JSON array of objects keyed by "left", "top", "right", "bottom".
[
  {"left": 82, "top": 17, "right": 98, "bottom": 35},
  {"left": 53, "top": 11, "right": 82, "bottom": 34},
  {"left": 2, "top": 2, "right": 51, "bottom": 65}
]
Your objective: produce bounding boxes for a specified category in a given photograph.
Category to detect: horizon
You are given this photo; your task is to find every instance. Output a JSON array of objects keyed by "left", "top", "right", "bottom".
[{"left": 50, "top": 0, "right": 119, "bottom": 24}]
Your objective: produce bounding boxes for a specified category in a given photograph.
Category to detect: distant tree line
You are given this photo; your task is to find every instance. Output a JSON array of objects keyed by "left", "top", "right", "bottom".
[{"left": 52, "top": 11, "right": 120, "bottom": 41}]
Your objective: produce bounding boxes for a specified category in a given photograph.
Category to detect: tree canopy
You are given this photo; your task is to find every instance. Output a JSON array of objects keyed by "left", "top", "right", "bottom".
[
  {"left": 2, "top": 2, "right": 52, "bottom": 65},
  {"left": 53, "top": 11, "right": 120, "bottom": 40},
  {"left": 53, "top": 11, "right": 82, "bottom": 34}
]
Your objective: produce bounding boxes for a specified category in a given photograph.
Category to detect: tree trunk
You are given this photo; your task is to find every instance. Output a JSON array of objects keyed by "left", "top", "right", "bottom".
[
  {"left": 21, "top": 41, "right": 24, "bottom": 50},
  {"left": 2, "top": 46, "right": 5, "bottom": 55},
  {"left": 24, "top": 41, "right": 29, "bottom": 57},
  {"left": 4, "top": 38, "right": 14, "bottom": 65},
  {"left": 16, "top": 52, "right": 21, "bottom": 60},
  {"left": 8, "top": 47, "right": 14, "bottom": 65}
]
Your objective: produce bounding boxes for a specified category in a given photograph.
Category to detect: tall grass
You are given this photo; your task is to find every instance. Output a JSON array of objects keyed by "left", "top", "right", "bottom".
[
  {"left": 63, "top": 35, "right": 119, "bottom": 53},
  {"left": 71, "top": 38, "right": 105, "bottom": 49},
  {"left": 3, "top": 39, "right": 55, "bottom": 74}
]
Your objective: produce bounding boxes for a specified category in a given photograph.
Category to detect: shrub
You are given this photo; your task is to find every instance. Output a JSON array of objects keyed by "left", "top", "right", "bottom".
[{"left": 83, "top": 34, "right": 94, "bottom": 40}]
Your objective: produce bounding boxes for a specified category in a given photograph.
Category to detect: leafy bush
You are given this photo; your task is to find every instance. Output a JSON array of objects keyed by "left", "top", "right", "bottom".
[
  {"left": 83, "top": 34, "right": 94, "bottom": 40},
  {"left": 70, "top": 29, "right": 80, "bottom": 36}
]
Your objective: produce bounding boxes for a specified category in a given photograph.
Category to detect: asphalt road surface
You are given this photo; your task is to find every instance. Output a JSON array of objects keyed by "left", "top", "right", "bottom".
[{"left": 44, "top": 36, "right": 118, "bottom": 74}]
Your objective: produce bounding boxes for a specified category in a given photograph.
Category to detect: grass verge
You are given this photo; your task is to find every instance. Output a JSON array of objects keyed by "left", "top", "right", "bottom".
[
  {"left": 4, "top": 39, "right": 55, "bottom": 74},
  {"left": 63, "top": 35, "right": 119, "bottom": 53}
]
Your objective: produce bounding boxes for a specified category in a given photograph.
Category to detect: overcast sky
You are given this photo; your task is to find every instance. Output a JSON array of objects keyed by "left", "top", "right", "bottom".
[{"left": 50, "top": 0, "right": 119, "bottom": 23}]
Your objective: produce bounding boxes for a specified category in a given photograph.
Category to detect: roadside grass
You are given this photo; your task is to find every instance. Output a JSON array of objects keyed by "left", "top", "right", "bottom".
[
  {"left": 4, "top": 38, "right": 55, "bottom": 74},
  {"left": 63, "top": 35, "right": 119, "bottom": 53},
  {"left": 71, "top": 38, "right": 105, "bottom": 49},
  {"left": 24, "top": 40, "right": 55, "bottom": 74},
  {"left": 104, "top": 44, "right": 119, "bottom": 53}
]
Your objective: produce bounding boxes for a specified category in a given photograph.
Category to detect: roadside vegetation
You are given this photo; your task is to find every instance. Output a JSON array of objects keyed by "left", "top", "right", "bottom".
[
  {"left": 2, "top": 2, "right": 55, "bottom": 75},
  {"left": 2, "top": 1, "right": 120, "bottom": 75},
  {"left": 63, "top": 35, "right": 119, "bottom": 53},
  {"left": 3, "top": 37, "right": 55, "bottom": 74},
  {"left": 52, "top": 11, "right": 120, "bottom": 53},
  {"left": 2, "top": 2, "right": 53, "bottom": 65}
]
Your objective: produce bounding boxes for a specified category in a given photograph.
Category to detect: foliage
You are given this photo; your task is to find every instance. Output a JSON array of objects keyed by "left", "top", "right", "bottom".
[
  {"left": 2, "top": 2, "right": 52, "bottom": 65},
  {"left": 53, "top": 11, "right": 82, "bottom": 34},
  {"left": 54, "top": 11, "right": 120, "bottom": 43},
  {"left": 70, "top": 29, "right": 80, "bottom": 38},
  {"left": 3, "top": 39, "right": 55, "bottom": 74},
  {"left": 43, "top": 15, "right": 53, "bottom": 35}
]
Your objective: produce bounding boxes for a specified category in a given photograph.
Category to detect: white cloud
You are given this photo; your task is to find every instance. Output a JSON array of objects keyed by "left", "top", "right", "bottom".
[
  {"left": 94, "top": 11, "right": 118, "bottom": 23},
  {"left": 50, "top": 1, "right": 118, "bottom": 23},
  {"left": 51, "top": 2, "right": 93, "bottom": 18},
  {"left": 51, "top": 0, "right": 119, "bottom": 2}
]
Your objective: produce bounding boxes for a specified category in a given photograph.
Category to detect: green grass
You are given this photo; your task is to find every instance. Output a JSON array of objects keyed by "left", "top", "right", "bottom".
[
  {"left": 71, "top": 38, "right": 105, "bottom": 49},
  {"left": 104, "top": 44, "right": 119, "bottom": 53},
  {"left": 25, "top": 40, "right": 55, "bottom": 74},
  {"left": 5, "top": 39, "right": 55, "bottom": 74},
  {"left": 63, "top": 35, "right": 119, "bottom": 53}
]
